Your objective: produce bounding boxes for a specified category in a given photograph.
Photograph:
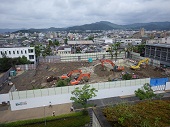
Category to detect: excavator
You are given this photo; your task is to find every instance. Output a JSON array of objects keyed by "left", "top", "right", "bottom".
[
  {"left": 61, "top": 70, "right": 82, "bottom": 79},
  {"left": 130, "top": 58, "right": 149, "bottom": 70},
  {"left": 100, "top": 59, "right": 124, "bottom": 71},
  {"left": 70, "top": 73, "right": 91, "bottom": 85}
]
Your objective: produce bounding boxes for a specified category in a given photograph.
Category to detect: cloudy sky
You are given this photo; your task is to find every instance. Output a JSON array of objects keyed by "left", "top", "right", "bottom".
[{"left": 0, "top": 0, "right": 170, "bottom": 29}]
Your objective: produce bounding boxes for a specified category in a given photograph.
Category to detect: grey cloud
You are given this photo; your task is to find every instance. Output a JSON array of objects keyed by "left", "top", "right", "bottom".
[{"left": 0, "top": 0, "right": 170, "bottom": 28}]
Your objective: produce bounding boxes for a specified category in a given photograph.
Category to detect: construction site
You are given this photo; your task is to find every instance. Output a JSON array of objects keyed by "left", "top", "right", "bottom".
[{"left": 5, "top": 58, "right": 169, "bottom": 92}]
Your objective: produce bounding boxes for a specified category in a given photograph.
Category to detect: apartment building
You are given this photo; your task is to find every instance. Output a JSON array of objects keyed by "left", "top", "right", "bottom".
[
  {"left": 145, "top": 44, "right": 170, "bottom": 66},
  {"left": 0, "top": 47, "right": 36, "bottom": 64}
]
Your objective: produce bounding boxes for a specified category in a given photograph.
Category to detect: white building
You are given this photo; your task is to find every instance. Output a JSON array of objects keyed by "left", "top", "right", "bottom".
[
  {"left": 116, "top": 39, "right": 142, "bottom": 46},
  {"left": 146, "top": 37, "right": 170, "bottom": 44},
  {"left": 94, "top": 37, "right": 113, "bottom": 44},
  {"left": 0, "top": 47, "right": 36, "bottom": 64},
  {"left": 56, "top": 46, "right": 72, "bottom": 54}
]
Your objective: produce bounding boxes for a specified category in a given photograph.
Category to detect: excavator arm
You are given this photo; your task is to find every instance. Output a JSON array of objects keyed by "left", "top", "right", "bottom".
[
  {"left": 101, "top": 59, "right": 124, "bottom": 71},
  {"left": 61, "top": 70, "right": 82, "bottom": 79},
  {"left": 130, "top": 58, "right": 149, "bottom": 70},
  {"left": 70, "top": 73, "right": 91, "bottom": 85},
  {"left": 100, "top": 59, "right": 115, "bottom": 67}
]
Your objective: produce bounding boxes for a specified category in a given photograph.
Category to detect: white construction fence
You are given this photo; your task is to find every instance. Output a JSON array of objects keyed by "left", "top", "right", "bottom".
[
  {"left": 9, "top": 78, "right": 150, "bottom": 100},
  {"left": 8, "top": 78, "right": 150, "bottom": 111}
]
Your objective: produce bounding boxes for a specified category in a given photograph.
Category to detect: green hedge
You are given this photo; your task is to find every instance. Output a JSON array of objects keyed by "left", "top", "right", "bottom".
[{"left": 0, "top": 112, "right": 90, "bottom": 127}]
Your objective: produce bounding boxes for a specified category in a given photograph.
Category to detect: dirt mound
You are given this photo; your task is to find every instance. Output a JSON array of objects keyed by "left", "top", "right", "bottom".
[{"left": 94, "top": 64, "right": 113, "bottom": 77}]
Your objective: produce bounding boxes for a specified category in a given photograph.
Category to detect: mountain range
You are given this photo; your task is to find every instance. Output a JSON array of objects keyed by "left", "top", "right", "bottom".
[{"left": 1, "top": 21, "right": 170, "bottom": 33}]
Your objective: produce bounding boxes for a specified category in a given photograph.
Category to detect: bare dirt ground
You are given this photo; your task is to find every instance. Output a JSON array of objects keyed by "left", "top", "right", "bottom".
[{"left": 7, "top": 60, "right": 168, "bottom": 92}]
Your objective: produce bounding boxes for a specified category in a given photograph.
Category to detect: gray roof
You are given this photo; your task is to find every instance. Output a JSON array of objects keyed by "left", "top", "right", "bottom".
[{"left": 146, "top": 43, "right": 170, "bottom": 48}]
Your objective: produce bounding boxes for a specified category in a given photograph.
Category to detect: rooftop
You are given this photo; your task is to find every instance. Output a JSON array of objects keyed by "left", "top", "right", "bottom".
[{"left": 146, "top": 43, "right": 170, "bottom": 48}]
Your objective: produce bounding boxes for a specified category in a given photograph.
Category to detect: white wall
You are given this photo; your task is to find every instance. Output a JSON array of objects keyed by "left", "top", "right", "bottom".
[
  {"left": 10, "top": 85, "right": 143, "bottom": 111},
  {"left": 10, "top": 93, "right": 72, "bottom": 111},
  {"left": 165, "top": 82, "right": 170, "bottom": 90},
  {"left": 0, "top": 93, "right": 10, "bottom": 104}
]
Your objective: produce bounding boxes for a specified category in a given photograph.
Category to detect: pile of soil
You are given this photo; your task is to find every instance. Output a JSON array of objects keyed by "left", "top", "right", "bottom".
[{"left": 94, "top": 64, "right": 113, "bottom": 77}]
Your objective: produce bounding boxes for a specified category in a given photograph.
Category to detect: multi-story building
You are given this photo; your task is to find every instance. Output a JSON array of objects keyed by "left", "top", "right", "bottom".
[
  {"left": 146, "top": 37, "right": 170, "bottom": 44},
  {"left": 116, "top": 38, "right": 142, "bottom": 46},
  {"left": 0, "top": 47, "right": 36, "bottom": 64},
  {"left": 145, "top": 44, "right": 170, "bottom": 66}
]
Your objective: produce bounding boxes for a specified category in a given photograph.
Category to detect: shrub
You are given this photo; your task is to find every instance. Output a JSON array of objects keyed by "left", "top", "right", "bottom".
[
  {"left": 122, "top": 73, "right": 132, "bottom": 80},
  {"left": 56, "top": 80, "right": 67, "bottom": 87},
  {"left": 135, "top": 83, "right": 156, "bottom": 100}
]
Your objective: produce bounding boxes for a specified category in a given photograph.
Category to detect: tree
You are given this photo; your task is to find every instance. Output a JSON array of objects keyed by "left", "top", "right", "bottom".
[
  {"left": 70, "top": 84, "right": 98, "bottom": 108},
  {"left": 124, "top": 43, "right": 134, "bottom": 58},
  {"left": 135, "top": 83, "right": 156, "bottom": 100},
  {"left": 54, "top": 39, "right": 59, "bottom": 46},
  {"left": 64, "top": 38, "right": 68, "bottom": 45},
  {"left": 109, "top": 42, "right": 121, "bottom": 61},
  {"left": 42, "top": 45, "right": 52, "bottom": 57},
  {"left": 35, "top": 45, "right": 41, "bottom": 58},
  {"left": 48, "top": 40, "right": 53, "bottom": 46},
  {"left": 88, "top": 36, "right": 94, "bottom": 41},
  {"left": 18, "top": 56, "right": 30, "bottom": 64}
]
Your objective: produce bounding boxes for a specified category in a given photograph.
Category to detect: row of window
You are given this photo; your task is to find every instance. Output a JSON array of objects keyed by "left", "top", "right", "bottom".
[{"left": 0, "top": 49, "right": 33, "bottom": 55}]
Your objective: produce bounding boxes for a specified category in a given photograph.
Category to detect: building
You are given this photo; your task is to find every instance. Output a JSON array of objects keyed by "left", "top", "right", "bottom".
[
  {"left": 56, "top": 45, "right": 72, "bottom": 54},
  {"left": 67, "top": 40, "right": 94, "bottom": 46},
  {"left": 116, "top": 39, "right": 142, "bottom": 46},
  {"left": 145, "top": 44, "right": 170, "bottom": 66},
  {"left": 0, "top": 47, "right": 36, "bottom": 64},
  {"left": 146, "top": 37, "right": 170, "bottom": 44},
  {"left": 94, "top": 37, "right": 113, "bottom": 44}
]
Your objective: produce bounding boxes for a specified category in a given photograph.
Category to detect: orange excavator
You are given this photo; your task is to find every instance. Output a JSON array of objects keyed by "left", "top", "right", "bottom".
[
  {"left": 61, "top": 70, "right": 82, "bottom": 79},
  {"left": 100, "top": 59, "right": 124, "bottom": 71},
  {"left": 70, "top": 73, "right": 91, "bottom": 85}
]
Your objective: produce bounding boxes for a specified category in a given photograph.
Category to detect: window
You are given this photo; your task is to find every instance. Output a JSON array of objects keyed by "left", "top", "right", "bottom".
[
  {"left": 28, "top": 49, "right": 33, "bottom": 53},
  {"left": 5, "top": 51, "right": 7, "bottom": 54},
  {"left": 9, "top": 51, "right": 11, "bottom": 54},
  {"left": 25, "top": 50, "right": 27, "bottom": 54},
  {"left": 17, "top": 51, "right": 19, "bottom": 54},
  {"left": 29, "top": 55, "right": 34, "bottom": 59},
  {"left": 1, "top": 51, "right": 2, "bottom": 54},
  {"left": 21, "top": 51, "right": 23, "bottom": 54},
  {"left": 13, "top": 51, "right": 15, "bottom": 54}
]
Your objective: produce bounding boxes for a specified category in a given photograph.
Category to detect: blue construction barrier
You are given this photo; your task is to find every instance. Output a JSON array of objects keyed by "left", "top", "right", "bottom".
[{"left": 150, "top": 78, "right": 169, "bottom": 87}]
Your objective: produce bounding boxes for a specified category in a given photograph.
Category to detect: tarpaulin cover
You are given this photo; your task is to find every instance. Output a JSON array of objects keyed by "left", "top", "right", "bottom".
[{"left": 150, "top": 78, "right": 169, "bottom": 86}]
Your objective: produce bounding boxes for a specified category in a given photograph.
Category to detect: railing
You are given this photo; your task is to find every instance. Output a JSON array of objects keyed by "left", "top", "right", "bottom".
[{"left": 9, "top": 78, "right": 150, "bottom": 100}]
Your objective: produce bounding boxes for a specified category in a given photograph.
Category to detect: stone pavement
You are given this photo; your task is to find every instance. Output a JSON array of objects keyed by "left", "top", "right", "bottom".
[{"left": 0, "top": 103, "right": 72, "bottom": 123}]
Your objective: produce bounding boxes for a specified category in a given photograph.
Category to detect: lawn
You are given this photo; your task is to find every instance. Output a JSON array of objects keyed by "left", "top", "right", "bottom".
[
  {"left": 0, "top": 111, "right": 90, "bottom": 127},
  {"left": 103, "top": 100, "right": 170, "bottom": 127}
]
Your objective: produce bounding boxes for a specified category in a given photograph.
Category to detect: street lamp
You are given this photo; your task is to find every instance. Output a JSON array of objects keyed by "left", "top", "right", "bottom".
[{"left": 43, "top": 105, "right": 46, "bottom": 126}]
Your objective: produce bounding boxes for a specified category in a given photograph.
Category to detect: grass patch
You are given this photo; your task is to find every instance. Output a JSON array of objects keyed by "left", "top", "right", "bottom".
[
  {"left": 0, "top": 111, "right": 90, "bottom": 127},
  {"left": 103, "top": 100, "right": 170, "bottom": 127}
]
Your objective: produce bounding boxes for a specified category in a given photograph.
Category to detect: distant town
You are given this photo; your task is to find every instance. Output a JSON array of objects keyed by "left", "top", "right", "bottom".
[{"left": 0, "top": 24, "right": 170, "bottom": 66}]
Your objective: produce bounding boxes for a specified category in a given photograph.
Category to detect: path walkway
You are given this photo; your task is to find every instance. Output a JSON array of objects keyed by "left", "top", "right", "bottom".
[
  {"left": 0, "top": 91, "right": 169, "bottom": 123},
  {"left": 0, "top": 103, "right": 72, "bottom": 123}
]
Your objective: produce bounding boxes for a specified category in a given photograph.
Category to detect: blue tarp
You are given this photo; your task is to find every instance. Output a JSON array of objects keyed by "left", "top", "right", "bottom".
[{"left": 150, "top": 78, "right": 169, "bottom": 86}]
